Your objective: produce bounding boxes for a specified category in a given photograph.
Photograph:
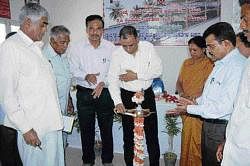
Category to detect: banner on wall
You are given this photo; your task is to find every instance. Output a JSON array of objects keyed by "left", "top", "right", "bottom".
[
  {"left": 103, "top": 0, "right": 221, "bottom": 46},
  {"left": 0, "top": 0, "right": 10, "bottom": 19}
]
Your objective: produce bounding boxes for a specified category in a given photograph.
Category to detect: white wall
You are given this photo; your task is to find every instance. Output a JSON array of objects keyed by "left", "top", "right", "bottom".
[
  {"left": 9, "top": 0, "right": 53, "bottom": 22},
  {"left": 9, "top": 0, "right": 235, "bottom": 93}
]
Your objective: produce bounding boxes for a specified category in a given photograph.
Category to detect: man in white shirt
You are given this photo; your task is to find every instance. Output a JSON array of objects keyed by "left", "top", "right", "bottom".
[
  {"left": 218, "top": 32, "right": 250, "bottom": 166},
  {"left": 70, "top": 15, "right": 115, "bottom": 166},
  {"left": 0, "top": 3, "right": 64, "bottom": 166},
  {"left": 108, "top": 25, "right": 162, "bottom": 166},
  {"left": 0, "top": 32, "right": 22, "bottom": 166},
  {"left": 168, "top": 22, "right": 246, "bottom": 166}
]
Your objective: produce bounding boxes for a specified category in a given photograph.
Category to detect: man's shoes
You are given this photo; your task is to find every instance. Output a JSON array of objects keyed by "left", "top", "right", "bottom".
[{"left": 103, "top": 163, "right": 113, "bottom": 166}]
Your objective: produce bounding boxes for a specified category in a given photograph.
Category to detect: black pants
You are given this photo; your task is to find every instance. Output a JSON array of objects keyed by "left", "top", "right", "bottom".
[
  {"left": 0, "top": 125, "right": 22, "bottom": 166},
  {"left": 201, "top": 121, "right": 227, "bottom": 166},
  {"left": 121, "top": 87, "right": 160, "bottom": 166},
  {"left": 76, "top": 86, "right": 114, "bottom": 164}
]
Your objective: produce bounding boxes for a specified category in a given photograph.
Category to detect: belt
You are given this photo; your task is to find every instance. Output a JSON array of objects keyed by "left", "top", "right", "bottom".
[
  {"left": 76, "top": 85, "right": 107, "bottom": 91},
  {"left": 204, "top": 118, "right": 228, "bottom": 124}
]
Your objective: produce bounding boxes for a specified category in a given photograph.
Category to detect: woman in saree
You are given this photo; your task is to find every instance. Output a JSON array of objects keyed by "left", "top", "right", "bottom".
[{"left": 176, "top": 36, "right": 214, "bottom": 166}]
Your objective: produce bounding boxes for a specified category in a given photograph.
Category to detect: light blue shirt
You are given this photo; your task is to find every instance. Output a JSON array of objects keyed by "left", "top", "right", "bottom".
[
  {"left": 0, "top": 105, "right": 4, "bottom": 125},
  {"left": 43, "top": 44, "right": 71, "bottom": 115},
  {"left": 187, "top": 49, "right": 246, "bottom": 120}
]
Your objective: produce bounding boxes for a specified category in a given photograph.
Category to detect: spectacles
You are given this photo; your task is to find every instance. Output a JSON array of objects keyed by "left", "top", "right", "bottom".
[
  {"left": 206, "top": 40, "right": 224, "bottom": 51},
  {"left": 206, "top": 44, "right": 219, "bottom": 50}
]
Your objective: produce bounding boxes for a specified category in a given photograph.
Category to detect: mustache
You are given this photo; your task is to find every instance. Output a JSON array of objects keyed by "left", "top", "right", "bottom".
[
  {"left": 243, "top": 29, "right": 250, "bottom": 34},
  {"left": 206, "top": 50, "right": 214, "bottom": 57},
  {"left": 241, "top": 30, "right": 250, "bottom": 43},
  {"left": 90, "top": 34, "right": 100, "bottom": 37},
  {"left": 209, "top": 53, "right": 214, "bottom": 56}
]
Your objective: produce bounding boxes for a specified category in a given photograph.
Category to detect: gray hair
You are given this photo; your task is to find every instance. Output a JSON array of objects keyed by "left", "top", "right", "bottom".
[
  {"left": 19, "top": 3, "right": 49, "bottom": 24},
  {"left": 50, "top": 25, "right": 70, "bottom": 39}
]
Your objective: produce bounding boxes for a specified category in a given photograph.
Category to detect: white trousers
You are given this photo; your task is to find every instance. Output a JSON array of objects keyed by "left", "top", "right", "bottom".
[
  {"left": 222, "top": 140, "right": 250, "bottom": 166},
  {"left": 18, "top": 130, "right": 64, "bottom": 166}
]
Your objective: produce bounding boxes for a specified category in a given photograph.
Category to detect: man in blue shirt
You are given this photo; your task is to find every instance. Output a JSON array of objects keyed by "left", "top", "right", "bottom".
[
  {"left": 43, "top": 25, "right": 73, "bottom": 148},
  {"left": 168, "top": 22, "right": 246, "bottom": 166}
]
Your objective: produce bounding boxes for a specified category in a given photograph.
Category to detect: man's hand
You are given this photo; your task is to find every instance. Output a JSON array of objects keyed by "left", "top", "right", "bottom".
[
  {"left": 178, "top": 97, "right": 195, "bottom": 106},
  {"left": 176, "top": 97, "right": 196, "bottom": 110},
  {"left": 23, "top": 128, "right": 41, "bottom": 147},
  {"left": 115, "top": 103, "right": 126, "bottom": 113},
  {"left": 167, "top": 97, "right": 196, "bottom": 115},
  {"left": 85, "top": 73, "right": 100, "bottom": 85},
  {"left": 119, "top": 70, "right": 137, "bottom": 82},
  {"left": 216, "top": 142, "right": 225, "bottom": 162},
  {"left": 92, "top": 82, "right": 104, "bottom": 99},
  {"left": 167, "top": 107, "right": 187, "bottom": 115}
]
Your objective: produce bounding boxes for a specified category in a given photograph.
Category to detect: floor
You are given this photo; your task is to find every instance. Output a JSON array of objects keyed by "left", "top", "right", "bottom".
[
  {"left": 65, "top": 147, "right": 179, "bottom": 166},
  {"left": 0, "top": 147, "right": 179, "bottom": 166}
]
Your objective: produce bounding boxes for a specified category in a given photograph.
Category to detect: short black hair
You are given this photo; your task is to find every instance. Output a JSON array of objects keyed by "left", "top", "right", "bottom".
[
  {"left": 5, "top": 32, "right": 17, "bottom": 39},
  {"left": 237, "top": 32, "right": 250, "bottom": 48},
  {"left": 188, "top": 36, "right": 206, "bottom": 48},
  {"left": 85, "top": 15, "right": 104, "bottom": 28},
  {"left": 239, "top": 0, "right": 250, "bottom": 6},
  {"left": 119, "top": 26, "right": 138, "bottom": 39},
  {"left": 203, "top": 22, "right": 236, "bottom": 46}
]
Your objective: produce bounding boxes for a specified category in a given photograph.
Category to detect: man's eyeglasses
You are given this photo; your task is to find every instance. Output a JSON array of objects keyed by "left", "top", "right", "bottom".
[{"left": 206, "top": 40, "right": 224, "bottom": 51}]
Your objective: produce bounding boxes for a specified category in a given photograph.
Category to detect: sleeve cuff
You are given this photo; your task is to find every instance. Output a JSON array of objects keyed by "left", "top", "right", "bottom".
[
  {"left": 8, "top": 113, "right": 32, "bottom": 134},
  {"left": 113, "top": 98, "right": 122, "bottom": 106},
  {"left": 187, "top": 105, "right": 202, "bottom": 116},
  {"left": 19, "top": 125, "right": 32, "bottom": 135}
]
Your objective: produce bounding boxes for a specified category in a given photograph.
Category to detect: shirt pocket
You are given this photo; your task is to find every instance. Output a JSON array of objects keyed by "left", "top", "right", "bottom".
[
  {"left": 101, "top": 57, "right": 110, "bottom": 72},
  {"left": 137, "top": 58, "right": 150, "bottom": 74},
  {"left": 120, "top": 60, "right": 136, "bottom": 74},
  {"left": 206, "top": 77, "right": 223, "bottom": 100}
]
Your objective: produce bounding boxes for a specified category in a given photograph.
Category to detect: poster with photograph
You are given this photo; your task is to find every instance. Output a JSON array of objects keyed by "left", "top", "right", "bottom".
[{"left": 103, "top": 0, "right": 221, "bottom": 46}]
